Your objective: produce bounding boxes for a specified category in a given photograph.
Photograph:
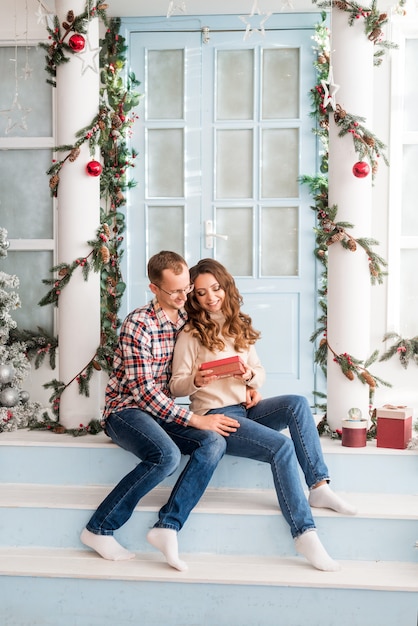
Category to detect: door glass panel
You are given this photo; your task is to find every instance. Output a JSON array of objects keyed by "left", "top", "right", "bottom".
[
  {"left": 400, "top": 249, "right": 418, "bottom": 336},
  {"left": 261, "top": 206, "right": 298, "bottom": 276},
  {"left": 216, "top": 50, "right": 254, "bottom": 120},
  {"left": 401, "top": 145, "right": 418, "bottom": 235},
  {"left": 0, "top": 149, "right": 53, "bottom": 238},
  {"left": 1, "top": 251, "right": 54, "bottom": 333},
  {"left": 215, "top": 207, "right": 253, "bottom": 276},
  {"left": 147, "top": 205, "right": 184, "bottom": 258},
  {"left": 262, "top": 48, "right": 299, "bottom": 119},
  {"left": 216, "top": 129, "right": 253, "bottom": 198},
  {"left": 147, "top": 129, "right": 184, "bottom": 197},
  {"left": 0, "top": 46, "right": 52, "bottom": 137},
  {"left": 147, "top": 50, "right": 184, "bottom": 120},
  {"left": 261, "top": 128, "right": 299, "bottom": 198},
  {"left": 404, "top": 39, "right": 418, "bottom": 132}
]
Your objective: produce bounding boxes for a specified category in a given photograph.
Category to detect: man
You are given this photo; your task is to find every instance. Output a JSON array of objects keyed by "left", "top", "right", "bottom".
[{"left": 80, "top": 251, "right": 240, "bottom": 571}]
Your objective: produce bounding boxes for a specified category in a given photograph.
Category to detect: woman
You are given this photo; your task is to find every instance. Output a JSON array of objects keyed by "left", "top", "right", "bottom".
[{"left": 170, "top": 258, "right": 357, "bottom": 572}]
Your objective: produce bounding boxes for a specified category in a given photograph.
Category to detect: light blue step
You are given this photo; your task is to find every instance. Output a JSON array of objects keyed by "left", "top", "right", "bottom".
[
  {"left": 0, "top": 430, "right": 417, "bottom": 626},
  {"left": 0, "top": 484, "right": 417, "bottom": 562},
  {"left": 0, "top": 549, "right": 417, "bottom": 626},
  {"left": 0, "top": 430, "right": 417, "bottom": 493}
]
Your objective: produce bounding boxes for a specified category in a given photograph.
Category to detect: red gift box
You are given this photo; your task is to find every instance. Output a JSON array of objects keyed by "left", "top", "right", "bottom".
[
  {"left": 376, "top": 405, "right": 413, "bottom": 449},
  {"left": 200, "top": 355, "right": 246, "bottom": 379}
]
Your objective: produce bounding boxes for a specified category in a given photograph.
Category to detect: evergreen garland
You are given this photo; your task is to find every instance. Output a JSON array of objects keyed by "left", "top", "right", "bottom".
[
  {"left": 312, "top": 0, "right": 405, "bottom": 65},
  {"left": 303, "top": 11, "right": 395, "bottom": 435},
  {"left": 28, "top": 4, "right": 141, "bottom": 434},
  {"left": 379, "top": 333, "right": 418, "bottom": 369},
  {"left": 39, "top": 1, "right": 110, "bottom": 87}
]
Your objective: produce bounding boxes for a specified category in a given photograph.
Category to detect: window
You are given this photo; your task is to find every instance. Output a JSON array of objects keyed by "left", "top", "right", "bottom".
[
  {"left": 388, "top": 23, "right": 418, "bottom": 337},
  {"left": 0, "top": 44, "right": 55, "bottom": 333}
]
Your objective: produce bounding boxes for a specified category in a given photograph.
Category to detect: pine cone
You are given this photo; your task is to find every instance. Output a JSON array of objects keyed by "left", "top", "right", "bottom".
[
  {"left": 49, "top": 174, "right": 59, "bottom": 190},
  {"left": 111, "top": 114, "right": 123, "bottom": 129},
  {"left": 66, "top": 10, "right": 74, "bottom": 23},
  {"left": 360, "top": 370, "right": 376, "bottom": 388},
  {"left": 98, "top": 120, "right": 106, "bottom": 131},
  {"left": 364, "top": 135, "right": 375, "bottom": 147},
  {"left": 103, "top": 223, "right": 111, "bottom": 237},
  {"left": 368, "top": 28, "right": 382, "bottom": 42},
  {"left": 68, "top": 147, "right": 80, "bottom": 162},
  {"left": 330, "top": 231, "right": 345, "bottom": 244},
  {"left": 100, "top": 246, "right": 110, "bottom": 264},
  {"left": 344, "top": 369, "right": 355, "bottom": 381},
  {"left": 334, "top": 104, "right": 346, "bottom": 123},
  {"left": 347, "top": 239, "right": 357, "bottom": 251}
]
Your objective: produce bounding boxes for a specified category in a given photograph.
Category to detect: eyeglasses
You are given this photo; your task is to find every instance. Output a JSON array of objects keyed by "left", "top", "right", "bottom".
[{"left": 153, "top": 283, "right": 194, "bottom": 299}]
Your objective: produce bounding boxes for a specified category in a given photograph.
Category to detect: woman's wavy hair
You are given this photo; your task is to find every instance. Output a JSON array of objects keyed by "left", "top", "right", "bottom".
[{"left": 185, "top": 258, "right": 260, "bottom": 352}]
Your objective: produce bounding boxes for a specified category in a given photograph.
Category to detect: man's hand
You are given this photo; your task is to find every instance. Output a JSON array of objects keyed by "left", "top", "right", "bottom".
[
  {"left": 245, "top": 387, "right": 262, "bottom": 408},
  {"left": 189, "top": 412, "right": 240, "bottom": 436}
]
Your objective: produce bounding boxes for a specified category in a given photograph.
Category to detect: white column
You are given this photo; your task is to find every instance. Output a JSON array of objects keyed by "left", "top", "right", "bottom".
[
  {"left": 56, "top": 0, "right": 101, "bottom": 428},
  {"left": 326, "top": 8, "right": 374, "bottom": 430}
]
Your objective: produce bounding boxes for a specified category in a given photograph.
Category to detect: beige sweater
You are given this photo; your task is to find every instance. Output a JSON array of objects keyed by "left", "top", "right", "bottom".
[{"left": 170, "top": 314, "right": 265, "bottom": 415}]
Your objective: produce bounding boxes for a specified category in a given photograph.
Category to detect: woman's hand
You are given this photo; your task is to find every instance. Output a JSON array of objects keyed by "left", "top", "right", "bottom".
[
  {"left": 189, "top": 412, "right": 240, "bottom": 436},
  {"left": 194, "top": 368, "right": 218, "bottom": 388},
  {"left": 245, "top": 387, "right": 262, "bottom": 408},
  {"left": 234, "top": 364, "right": 254, "bottom": 384}
]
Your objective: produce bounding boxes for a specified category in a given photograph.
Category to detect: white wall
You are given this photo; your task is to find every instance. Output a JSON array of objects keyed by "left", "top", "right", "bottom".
[{"left": 2, "top": 0, "right": 418, "bottom": 417}]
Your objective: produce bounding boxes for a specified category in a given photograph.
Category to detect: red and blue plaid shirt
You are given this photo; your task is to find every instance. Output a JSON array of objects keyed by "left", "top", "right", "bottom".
[{"left": 103, "top": 298, "right": 192, "bottom": 426}]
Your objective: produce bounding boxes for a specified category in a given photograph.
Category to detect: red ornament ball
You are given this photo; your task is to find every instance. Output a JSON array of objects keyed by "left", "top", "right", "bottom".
[
  {"left": 86, "top": 160, "right": 102, "bottom": 177},
  {"left": 352, "top": 161, "right": 370, "bottom": 178},
  {"left": 69, "top": 34, "right": 85, "bottom": 52}
]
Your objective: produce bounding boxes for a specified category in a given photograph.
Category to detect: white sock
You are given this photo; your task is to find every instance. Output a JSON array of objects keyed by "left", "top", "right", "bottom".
[
  {"left": 309, "top": 483, "right": 357, "bottom": 515},
  {"left": 80, "top": 528, "right": 135, "bottom": 561},
  {"left": 146, "top": 527, "right": 188, "bottom": 572},
  {"left": 295, "top": 530, "right": 341, "bottom": 572}
]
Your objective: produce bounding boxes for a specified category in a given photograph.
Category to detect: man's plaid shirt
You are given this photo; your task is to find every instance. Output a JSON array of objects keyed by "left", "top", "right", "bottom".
[{"left": 103, "top": 298, "right": 192, "bottom": 426}]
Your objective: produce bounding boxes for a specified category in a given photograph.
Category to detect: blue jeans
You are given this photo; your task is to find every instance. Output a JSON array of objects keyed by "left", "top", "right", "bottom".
[
  {"left": 86, "top": 408, "right": 226, "bottom": 535},
  {"left": 208, "top": 394, "right": 329, "bottom": 538}
]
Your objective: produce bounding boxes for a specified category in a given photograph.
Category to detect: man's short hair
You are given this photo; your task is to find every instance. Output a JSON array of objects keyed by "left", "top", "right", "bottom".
[{"left": 148, "top": 250, "right": 188, "bottom": 284}]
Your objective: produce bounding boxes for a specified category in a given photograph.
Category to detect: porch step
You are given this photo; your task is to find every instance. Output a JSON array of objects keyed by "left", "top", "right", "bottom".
[
  {"left": 0, "top": 483, "right": 417, "bottom": 562},
  {"left": 0, "top": 548, "right": 416, "bottom": 626},
  {"left": 0, "top": 546, "right": 416, "bottom": 591},
  {"left": 0, "top": 429, "right": 417, "bottom": 625},
  {"left": 1, "top": 429, "right": 417, "bottom": 492}
]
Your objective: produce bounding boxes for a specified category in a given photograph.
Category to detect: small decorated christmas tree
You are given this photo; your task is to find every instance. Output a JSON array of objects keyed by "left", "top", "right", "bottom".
[{"left": 0, "top": 227, "right": 40, "bottom": 432}]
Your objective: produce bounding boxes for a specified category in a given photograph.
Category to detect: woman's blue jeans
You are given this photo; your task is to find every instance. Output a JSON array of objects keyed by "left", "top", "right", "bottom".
[
  {"left": 208, "top": 394, "right": 329, "bottom": 538},
  {"left": 86, "top": 408, "right": 226, "bottom": 536}
]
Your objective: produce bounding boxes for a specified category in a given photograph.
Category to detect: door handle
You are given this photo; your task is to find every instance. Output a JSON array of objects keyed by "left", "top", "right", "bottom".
[{"left": 205, "top": 220, "right": 228, "bottom": 249}]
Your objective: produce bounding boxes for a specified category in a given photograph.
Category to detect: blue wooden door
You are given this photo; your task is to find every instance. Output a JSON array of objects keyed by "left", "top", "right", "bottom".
[{"left": 124, "top": 15, "right": 318, "bottom": 401}]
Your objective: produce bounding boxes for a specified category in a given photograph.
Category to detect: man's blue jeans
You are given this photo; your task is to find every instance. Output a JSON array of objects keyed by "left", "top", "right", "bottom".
[
  {"left": 208, "top": 394, "right": 329, "bottom": 538},
  {"left": 86, "top": 408, "right": 226, "bottom": 535}
]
